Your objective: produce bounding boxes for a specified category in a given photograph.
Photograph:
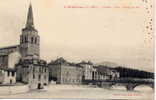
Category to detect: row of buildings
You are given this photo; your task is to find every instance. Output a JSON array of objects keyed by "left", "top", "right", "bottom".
[
  {"left": 48, "top": 57, "right": 119, "bottom": 85},
  {"left": 0, "top": 56, "right": 119, "bottom": 89},
  {"left": 0, "top": 4, "right": 119, "bottom": 89}
]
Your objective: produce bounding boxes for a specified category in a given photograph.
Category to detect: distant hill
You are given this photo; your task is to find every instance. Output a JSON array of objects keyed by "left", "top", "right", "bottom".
[
  {"left": 96, "top": 61, "right": 118, "bottom": 67},
  {"left": 95, "top": 61, "right": 154, "bottom": 79}
]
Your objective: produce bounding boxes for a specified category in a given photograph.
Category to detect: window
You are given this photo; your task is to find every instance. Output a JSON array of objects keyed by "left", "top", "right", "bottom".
[
  {"left": 31, "top": 37, "right": 33, "bottom": 43},
  {"left": 25, "top": 36, "right": 27, "bottom": 43},
  {"left": 35, "top": 37, "right": 37, "bottom": 44},
  {"left": 38, "top": 74, "right": 41, "bottom": 81},
  {"left": 10, "top": 79, "right": 12, "bottom": 84},
  {"left": 12, "top": 72, "right": 15, "bottom": 77},
  {"left": 33, "top": 67, "right": 35, "bottom": 73},
  {"left": 22, "top": 36, "right": 24, "bottom": 43},
  {"left": 39, "top": 67, "right": 42, "bottom": 73},
  {"left": 7, "top": 71, "right": 10, "bottom": 76},
  {"left": 33, "top": 74, "right": 35, "bottom": 79}
]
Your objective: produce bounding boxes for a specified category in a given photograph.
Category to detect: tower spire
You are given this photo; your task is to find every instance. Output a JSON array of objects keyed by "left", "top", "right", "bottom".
[{"left": 26, "top": 3, "right": 34, "bottom": 28}]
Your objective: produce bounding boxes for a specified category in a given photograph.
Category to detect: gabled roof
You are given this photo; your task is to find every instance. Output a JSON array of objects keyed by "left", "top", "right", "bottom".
[
  {"left": 0, "top": 45, "right": 19, "bottom": 51},
  {"left": 49, "top": 57, "right": 67, "bottom": 65},
  {"left": 48, "top": 57, "right": 83, "bottom": 68}
]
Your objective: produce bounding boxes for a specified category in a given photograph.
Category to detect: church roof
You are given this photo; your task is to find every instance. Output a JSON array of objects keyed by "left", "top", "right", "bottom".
[
  {"left": 22, "top": 3, "right": 37, "bottom": 32},
  {"left": 0, "top": 45, "right": 19, "bottom": 56},
  {"left": 0, "top": 45, "right": 19, "bottom": 51},
  {"left": 26, "top": 3, "right": 34, "bottom": 28}
]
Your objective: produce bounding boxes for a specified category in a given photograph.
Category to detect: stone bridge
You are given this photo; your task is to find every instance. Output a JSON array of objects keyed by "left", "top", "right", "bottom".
[
  {"left": 83, "top": 78, "right": 154, "bottom": 91},
  {"left": 116, "top": 78, "right": 154, "bottom": 91},
  {"left": 123, "top": 83, "right": 154, "bottom": 91}
]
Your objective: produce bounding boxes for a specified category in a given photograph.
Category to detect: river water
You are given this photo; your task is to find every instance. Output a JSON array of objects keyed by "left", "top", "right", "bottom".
[{"left": 0, "top": 85, "right": 154, "bottom": 99}]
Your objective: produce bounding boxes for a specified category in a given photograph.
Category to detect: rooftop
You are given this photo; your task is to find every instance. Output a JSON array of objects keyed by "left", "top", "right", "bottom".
[
  {"left": 0, "top": 45, "right": 19, "bottom": 50},
  {"left": 48, "top": 57, "right": 83, "bottom": 68}
]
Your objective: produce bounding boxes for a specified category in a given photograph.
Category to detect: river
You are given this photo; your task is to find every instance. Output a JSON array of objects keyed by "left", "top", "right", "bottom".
[{"left": 0, "top": 85, "right": 154, "bottom": 99}]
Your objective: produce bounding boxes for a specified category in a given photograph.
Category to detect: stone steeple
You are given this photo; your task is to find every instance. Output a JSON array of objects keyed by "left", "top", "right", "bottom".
[
  {"left": 20, "top": 3, "right": 40, "bottom": 58},
  {"left": 26, "top": 3, "right": 34, "bottom": 28}
]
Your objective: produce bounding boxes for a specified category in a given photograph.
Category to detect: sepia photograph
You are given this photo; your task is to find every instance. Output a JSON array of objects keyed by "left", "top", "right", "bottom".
[{"left": 0, "top": 0, "right": 154, "bottom": 99}]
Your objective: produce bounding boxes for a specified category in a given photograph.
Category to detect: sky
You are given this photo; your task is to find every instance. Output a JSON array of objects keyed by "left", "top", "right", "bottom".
[{"left": 0, "top": 0, "right": 154, "bottom": 72}]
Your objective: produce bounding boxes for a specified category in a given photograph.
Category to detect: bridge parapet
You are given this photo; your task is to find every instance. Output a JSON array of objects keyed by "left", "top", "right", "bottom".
[{"left": 125, "top": 83, "right": 154, "bottom": 91}]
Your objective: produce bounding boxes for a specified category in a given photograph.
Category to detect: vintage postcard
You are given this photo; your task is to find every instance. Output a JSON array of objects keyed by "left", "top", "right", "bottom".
[{"left": 0, "top": 0, "right": 154, "bottom": 99}]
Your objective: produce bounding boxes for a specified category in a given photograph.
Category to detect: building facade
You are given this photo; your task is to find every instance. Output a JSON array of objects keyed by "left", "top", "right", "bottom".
[
  {"left": 0, "top": 68, "right": 16, "bottom": 85},
  {"left": 48, "top": 57, "right": 83, "bottom": 85},
  {"left": 78, "top": 61, "right": 114, "bottom": 81},
  {"left": 16, "top": 58, "right": 48, "bottom": 89},
  {"left": 48, "top": 58, "right": 120, "bottom": 85},
  {"left": 0, "top": 46, "right": 20, "bottom": 69},
  {"left": 95, "top": 65, "right": 120, "bottom": 81},
  {"left": 78, "top": 61, "right": 94, "bottom": 80}
]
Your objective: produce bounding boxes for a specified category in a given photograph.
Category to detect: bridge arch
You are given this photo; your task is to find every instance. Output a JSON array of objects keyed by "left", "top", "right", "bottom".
[
  {"left": 126, "top": 83, "right": 154, "bottom": 91},
  {"left": 133, "top": 84, "right": 154, "bottom": 90}
]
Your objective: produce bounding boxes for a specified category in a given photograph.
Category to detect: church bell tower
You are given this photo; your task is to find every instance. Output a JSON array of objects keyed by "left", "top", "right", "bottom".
[{"left": 20, "top": 4, "right": 40, "bottom": 58}]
